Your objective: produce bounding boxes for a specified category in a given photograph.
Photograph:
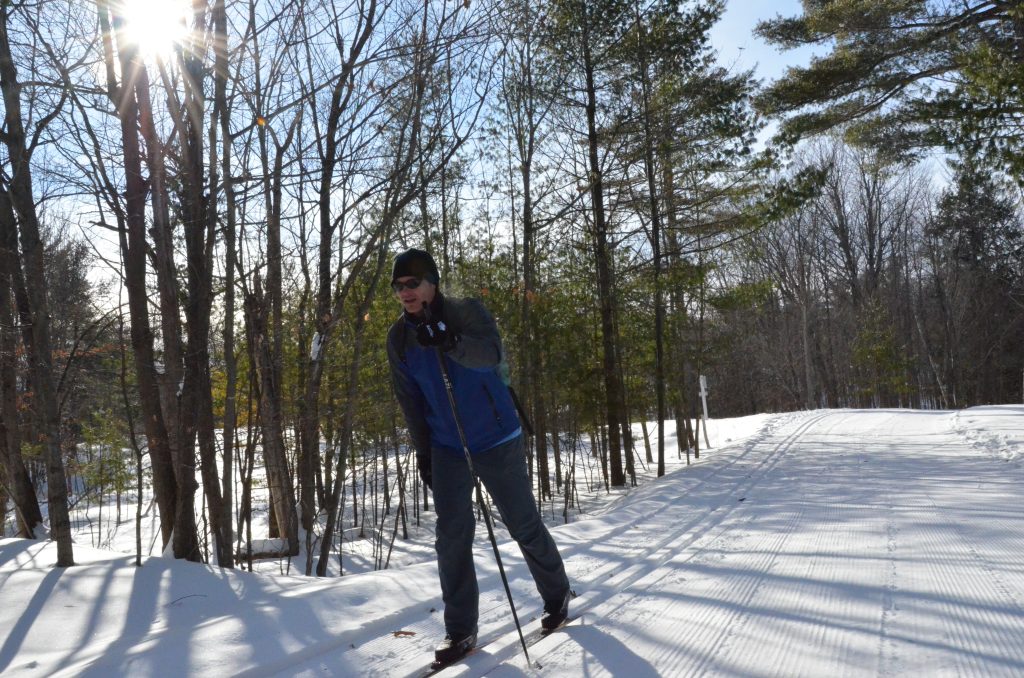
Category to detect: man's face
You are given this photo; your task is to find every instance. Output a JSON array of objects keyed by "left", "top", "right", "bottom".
[{"left": 392, "top": 275, "right": 436, "bottom": 316}]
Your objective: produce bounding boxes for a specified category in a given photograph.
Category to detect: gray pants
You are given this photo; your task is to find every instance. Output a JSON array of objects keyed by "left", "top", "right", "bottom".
[{"left": 431, "top": 434, "right": 570, "bottom": 637}]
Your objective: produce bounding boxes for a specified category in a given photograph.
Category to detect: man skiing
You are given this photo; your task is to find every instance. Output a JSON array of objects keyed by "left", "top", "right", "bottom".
[{"left": 386, "top": 248, "right": 571, "bottom": 667}]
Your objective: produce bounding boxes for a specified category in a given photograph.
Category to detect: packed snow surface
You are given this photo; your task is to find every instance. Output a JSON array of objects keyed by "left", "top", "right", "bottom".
[{"left": 2, "top": 406, "right": 1023, "bottom": 677}]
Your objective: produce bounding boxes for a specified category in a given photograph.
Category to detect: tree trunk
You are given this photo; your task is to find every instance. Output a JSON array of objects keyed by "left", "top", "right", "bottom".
[
  {"left": 97, "top": 1, "right": 180, "bottom": 553},
  {"left": 246, "top": 287, "right": 299, "bottom": 557},
  {"left": 0, "top": 6, "right": 73, "bottom": 565},
  {"left": 520, "top": 171, "right": 551, "bottom": 500},
  {"left": 214, "top": 0, "right": 236, "bottom": 568},
  {"left": 316, "top": 243, "right": 389, "bottom": 575},
  {"left": 133, "top": 53, "right": 184, "bottom": 475},
  {"left": 160, "top": 6, "right": 233, "bottom": 565},
  {"left": 581, "top": 25, "right": 625, "bottom": 487},
  {"left": 297, "top": 0, "right": 379, "bottom": 551},
  {"left": 256, "top": 104, "right": 299, "bottom": 539},
  {"left": 637, "top": 24, "right": 667, "bottom": 479},
  {"left": 0, "top": 187, "right": 43, "bottom": 537}
]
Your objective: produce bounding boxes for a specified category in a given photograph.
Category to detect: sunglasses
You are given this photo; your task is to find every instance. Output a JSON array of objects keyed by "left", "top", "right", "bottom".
[{"left": 391, "top": 278, "right": 424, "bottom": 293}]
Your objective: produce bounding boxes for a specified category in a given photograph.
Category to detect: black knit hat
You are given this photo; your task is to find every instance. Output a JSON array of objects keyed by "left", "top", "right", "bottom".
[{"left": 391, "top": 248, "right": 440, "bottom": 285}]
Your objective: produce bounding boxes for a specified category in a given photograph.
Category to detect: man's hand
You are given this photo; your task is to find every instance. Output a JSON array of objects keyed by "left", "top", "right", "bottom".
[
  {"left": 417, "top": 454, "right": 433, "bottom": 490},
  {"left": 416, "top": 318, "right": 459, "bottom": 352}
]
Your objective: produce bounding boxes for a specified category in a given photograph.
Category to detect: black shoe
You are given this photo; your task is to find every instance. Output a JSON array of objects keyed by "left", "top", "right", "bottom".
[
  {"left": 433, "top": 631, "right": 477, "bottom": 666},
  {"left": 541, "top": 590, "right": 572, "bottom": 631}
]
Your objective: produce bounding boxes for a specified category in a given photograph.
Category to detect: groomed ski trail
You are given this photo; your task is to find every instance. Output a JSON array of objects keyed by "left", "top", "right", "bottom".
[
  {"left": 104, "top": 408, "right": 1022, "bottom": 678},
  {"left": 7, "top": 409, "right": 1023, "bottom": 677},
  {"left": 481, "top": 409, "right": 1024, "bottom": 677},
  {"left": 274, "top": 413, "right": 797, "bottom": 678}
]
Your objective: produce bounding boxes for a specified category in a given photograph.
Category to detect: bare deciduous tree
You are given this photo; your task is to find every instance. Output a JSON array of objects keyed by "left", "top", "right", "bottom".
[{"left": 0, "top": 0, "right": 73, "bottom": 565}]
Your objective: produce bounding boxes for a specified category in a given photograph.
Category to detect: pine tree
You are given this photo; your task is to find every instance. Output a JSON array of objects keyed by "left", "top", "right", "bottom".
[
  {"left": 547, "top": 0, "right": 633, "bottom": 487},
  {"left": 757, "top": 1, "right": 1024, "bottom": 181}
]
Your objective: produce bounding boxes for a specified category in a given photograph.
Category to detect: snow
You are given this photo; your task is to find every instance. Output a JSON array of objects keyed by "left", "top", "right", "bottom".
[{"left": 2, "top": 406, "right": 1023, "bottom": 677}]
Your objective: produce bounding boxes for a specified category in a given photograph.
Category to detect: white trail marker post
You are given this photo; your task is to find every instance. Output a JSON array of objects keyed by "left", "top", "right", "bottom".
[{"left": 699, "top": 375, "right": 711, "bottom": 449}]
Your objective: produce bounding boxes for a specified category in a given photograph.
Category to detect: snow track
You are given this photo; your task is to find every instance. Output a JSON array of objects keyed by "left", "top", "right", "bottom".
[
  {"left": 487, "top": 409, "right": 1024, "bottom": 677},
  {"left": 429, "top": 413, "right": 827, "bottom": 677},
  {"left": 3, "top": 408, "right": 1023, "bottom": 677},
  {"left": 261, "top": 409, "right": 1024, "bottom": 676}
]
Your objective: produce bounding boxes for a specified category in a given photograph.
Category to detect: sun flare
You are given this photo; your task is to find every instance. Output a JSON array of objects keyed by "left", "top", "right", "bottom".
[{"left": 118, "top": 0, "right": 191, "bottom": 61}]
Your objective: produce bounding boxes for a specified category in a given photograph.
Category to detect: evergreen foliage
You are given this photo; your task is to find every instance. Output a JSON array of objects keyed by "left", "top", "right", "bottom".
[{"left": 756, "top": 1, "right": 1024, "bottom": 181}]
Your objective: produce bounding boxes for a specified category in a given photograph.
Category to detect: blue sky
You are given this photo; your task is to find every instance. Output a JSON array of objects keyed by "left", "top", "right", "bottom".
[{"left": 710, "top": 1, "right": 824, "bottom": 83}]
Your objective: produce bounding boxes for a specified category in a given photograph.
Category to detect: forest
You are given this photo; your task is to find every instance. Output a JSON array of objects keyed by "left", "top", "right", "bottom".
[{"left": 0, "top": 0, "right": 1021, "bottom": 571}]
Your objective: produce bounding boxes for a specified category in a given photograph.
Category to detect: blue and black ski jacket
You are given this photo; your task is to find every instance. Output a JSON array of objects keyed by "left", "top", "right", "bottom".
[{"left": 387, "top": 294, "right": 521, "bottom": 468}]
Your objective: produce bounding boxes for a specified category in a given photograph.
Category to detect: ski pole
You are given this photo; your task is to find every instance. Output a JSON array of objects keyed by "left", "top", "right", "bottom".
[{"left": 422, "top": 303, "right": 533, "bottom": 667}]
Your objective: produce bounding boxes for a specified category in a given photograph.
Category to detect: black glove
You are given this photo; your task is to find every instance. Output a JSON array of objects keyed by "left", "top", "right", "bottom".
[
  {"left": 416, "top": 318, "right": 459, "bottom": 352},
  {"left": 417, "top": 454, "right": 433, "bottom": 490}
]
